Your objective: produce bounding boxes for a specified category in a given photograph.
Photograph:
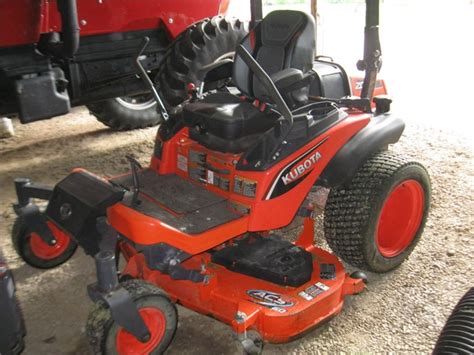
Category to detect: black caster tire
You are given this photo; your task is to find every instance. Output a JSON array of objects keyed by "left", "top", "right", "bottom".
[
  {"left": 11, "top": 215, "right": 77, "bottom": 269},
  {"left": 324, "top": 150, "right": 431, "bottom": 273},
  {"left": 86, "top": 280, "right": 177, "bottom": 355},
  {"left": 433, "top": 288, "right": 474, "bottom": 355}
]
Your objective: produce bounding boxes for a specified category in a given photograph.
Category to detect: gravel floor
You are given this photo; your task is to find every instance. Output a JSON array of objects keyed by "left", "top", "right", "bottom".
[{"left": 0, "top": 108, "right": 472, "bottom": 354}]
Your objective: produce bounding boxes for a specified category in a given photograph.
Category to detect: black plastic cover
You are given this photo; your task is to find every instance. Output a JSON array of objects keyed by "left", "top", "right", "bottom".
[
  {"left": 15, "top": 69, "right": 70, "bottom": 123},
  {"left": 211, "top": 235, "right": 313, "bottom": 287},
  {"left": 310, "top": 60, "right": 351, "bottom": 99},
  {"left": 318, "top": 114, "right": 405, "bottom": 187},
  {"left": 184, "top": 92, "right": 278, "bottom": 153},
  {"left": 184, "top": 93, "right": 277, "bottom": 140},
  {"left": 46, "top": 171, "right": 124, "bottom": 255}
]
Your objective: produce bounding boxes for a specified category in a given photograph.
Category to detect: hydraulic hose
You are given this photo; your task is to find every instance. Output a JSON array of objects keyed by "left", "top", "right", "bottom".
[{"left": 56, "top": 0, "right": 80, "bottom": 58}]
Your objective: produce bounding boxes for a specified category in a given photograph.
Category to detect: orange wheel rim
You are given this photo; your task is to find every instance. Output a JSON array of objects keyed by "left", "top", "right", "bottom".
[
  {"left": 376, "top": 180, "right": 425, "bottom": 258},
  {"left": 29, "top": 221, "right": 71, "bottom": 260},
  {"left": 116, "top": 307, "right": 166, "bottom": 355}
]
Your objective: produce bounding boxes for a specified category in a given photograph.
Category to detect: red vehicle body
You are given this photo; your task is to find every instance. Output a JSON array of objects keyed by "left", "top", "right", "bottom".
[
  {"left": 0, "top": 0, "right": 243, "bottom": 129},
  {"left": 0, "top": 0, "right": 229, "bottom": 47},
  {"left": 105, "top": 111, "right": 369, "bottom": 343}
]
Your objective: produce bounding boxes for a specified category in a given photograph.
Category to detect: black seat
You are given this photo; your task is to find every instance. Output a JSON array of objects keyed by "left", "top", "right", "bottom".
[{"left": 184, "top": 10, "right": 316, "bottom": 154}]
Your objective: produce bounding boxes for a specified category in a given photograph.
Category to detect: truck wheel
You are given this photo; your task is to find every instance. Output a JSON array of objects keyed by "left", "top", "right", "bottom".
[
  {"left": 156, "top": 16, "right": 249, "bottom": 107},
  {"left": 11, "top": 216, "right": 77, "bottom": 269},
  {"left": 87, "top": 280, "right": 177, "bottom": 355},
  {"left": 324, "top": 150, "right": 431, "bottom": 273},
  {"left": 87, "top": 93, "right": 159, "bottom": 131},
  {"left": 433, "top": 288, "right": 474, "bottom": 355}
]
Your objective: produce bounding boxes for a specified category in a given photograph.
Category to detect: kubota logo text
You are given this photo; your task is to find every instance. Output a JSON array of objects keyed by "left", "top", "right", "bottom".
[{"left": 282, "top": 151, "right": 322, "bottom": 185}]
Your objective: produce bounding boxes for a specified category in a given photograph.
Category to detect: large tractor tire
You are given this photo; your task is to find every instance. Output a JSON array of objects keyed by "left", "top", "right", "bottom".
[
  {"left": 324, "top": 150, "right": 431, "bottom": 273},
  {"left": 88, "top": 16, "right": 248, "bottom": 131},
  {"left": 156, "top": 16, "right": 249, "bottom": 107},
  {"left": 87, "top": 94, "right": 159, "bottom": 131}
]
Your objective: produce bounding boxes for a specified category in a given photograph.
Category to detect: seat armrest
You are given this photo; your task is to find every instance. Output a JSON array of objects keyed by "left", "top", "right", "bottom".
[
  {"left": 272, "top": 69, "right": 316, "bottom": 94},
  {"left": 271, "top": 69, "right": 316, "bottom": 106},
  {"left": 196, "top": 59, "right": 234, "bottom": 83},
  {"left": 271, "top": 68, "right": 305, "bottom": 90}
]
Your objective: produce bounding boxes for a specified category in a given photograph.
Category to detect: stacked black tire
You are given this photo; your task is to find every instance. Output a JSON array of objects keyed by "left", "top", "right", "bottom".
[
  {"left": 88, "top": 17, "right": 248, "bottom": 130},
  {"left": 434, "top": 288, "right": 474, "bottom": 355},
  {"left": 0, "top": 249, "right": 25, "bottom": 355}
]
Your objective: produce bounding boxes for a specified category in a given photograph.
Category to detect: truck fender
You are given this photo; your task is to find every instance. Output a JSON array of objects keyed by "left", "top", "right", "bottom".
[{"left": 317, "top": 114, "right": 405, "bottom": 188}]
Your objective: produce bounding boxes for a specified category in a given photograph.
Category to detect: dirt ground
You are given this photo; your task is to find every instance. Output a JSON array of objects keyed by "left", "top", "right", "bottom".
[{"left": 0, "top": 106, "right": 472, "bottom": 354}]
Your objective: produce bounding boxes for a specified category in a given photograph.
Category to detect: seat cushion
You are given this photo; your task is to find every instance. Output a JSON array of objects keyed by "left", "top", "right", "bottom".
[{"left": 183, "top": 93, "right": 278, "bottom": 141}]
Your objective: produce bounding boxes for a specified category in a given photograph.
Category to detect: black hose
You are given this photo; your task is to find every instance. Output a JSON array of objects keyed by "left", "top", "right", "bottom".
[{"left": 57, "top": 0, "right": 80, "bottom": 58}]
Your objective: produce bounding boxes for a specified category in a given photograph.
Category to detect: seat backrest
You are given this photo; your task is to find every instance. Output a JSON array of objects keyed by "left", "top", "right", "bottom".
[{"left": 233, "top": 10, "right": 316, "bottom": 102}]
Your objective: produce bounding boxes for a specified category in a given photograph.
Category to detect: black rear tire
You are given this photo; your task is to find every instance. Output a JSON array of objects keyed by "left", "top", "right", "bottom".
[
  {"left": 433, "top": 288, "right": 474, "bottom": 355},
  {"left": 87, "top": 94, "right": 159, "bottom": 131},
  {"left": 86, "top": 279, "right": 177, "bottom": 355},
  {"left": 324, "top": 150, "right": 431, "bottom": 273}
]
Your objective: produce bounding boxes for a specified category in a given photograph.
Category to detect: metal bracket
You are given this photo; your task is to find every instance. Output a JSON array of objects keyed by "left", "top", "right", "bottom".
[
  {"left": 87, "top": 282, "right": 151, "bottom": 343},
  {"left": 134, "top": 37, "right": 169, "bottom": 121},
  {"left": 87, "top": 218, "right": 151, "bottom": 343},
  {"left": 141, "top": 243, "right": 205, "bottom": 283},
  {"left": 13, "top": 177, "right": 57, "bottom": 245},
  {"left": 125, "top": 155, "right": 142, "bottom": 208},
  {"left": 14, "top": 178, "right": 53, "bottom": 207},
  {"left": 168, "top": 263, "right": 206, "bottom": 283},
  {"left": 14, "top": 203, "right": 57, "bottom": 246},
  {"left": 237, "top": 330, "right": 264, "bottom": 354}
]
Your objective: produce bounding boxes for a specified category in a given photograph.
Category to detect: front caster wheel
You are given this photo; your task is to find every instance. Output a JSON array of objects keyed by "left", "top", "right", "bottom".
[
  {"left": 86, "top": 280, "right": 177, "bottom": 355},
  {"left": 11, "top": 215, "right": 77, "bottom": 269},
  {"left": 324, "top": 150, "right": 431, "bottom": 273}
]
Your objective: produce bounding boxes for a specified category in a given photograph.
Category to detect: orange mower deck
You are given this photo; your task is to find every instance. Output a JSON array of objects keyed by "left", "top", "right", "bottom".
[{"left": 119, "top": 216, "right": 365, "bottom": 342}]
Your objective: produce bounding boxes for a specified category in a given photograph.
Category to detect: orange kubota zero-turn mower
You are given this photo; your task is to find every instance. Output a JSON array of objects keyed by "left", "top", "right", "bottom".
[{"left": 11, "top": 0, "right": 431, "bottom": 353}]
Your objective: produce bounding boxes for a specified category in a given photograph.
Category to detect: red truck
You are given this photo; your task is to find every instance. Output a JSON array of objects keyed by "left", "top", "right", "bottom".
[{"left": 0, "top": 0, "right": 248, "bottom": 129}]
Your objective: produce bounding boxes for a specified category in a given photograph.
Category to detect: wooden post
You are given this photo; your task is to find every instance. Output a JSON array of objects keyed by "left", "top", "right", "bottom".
[
  {"left": 311, "top": 0, "right": 318, "bottom": 19},
  {"left": 311, "top": 0, "right": 319, "bottom": 54}
]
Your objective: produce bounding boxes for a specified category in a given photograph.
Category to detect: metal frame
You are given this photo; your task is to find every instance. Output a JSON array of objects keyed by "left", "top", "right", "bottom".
[
  {"left": 358, "top": 0, "right": 382, "bottom": 100},
  {"left": 13, "top": 178, "right": 57, "bottom": 245},
  {"left": 87, "top": 218, "right": 151, "bottom": 343},
  {"left": 14, "top": 178, "right": 53, "bottom": 208}
]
